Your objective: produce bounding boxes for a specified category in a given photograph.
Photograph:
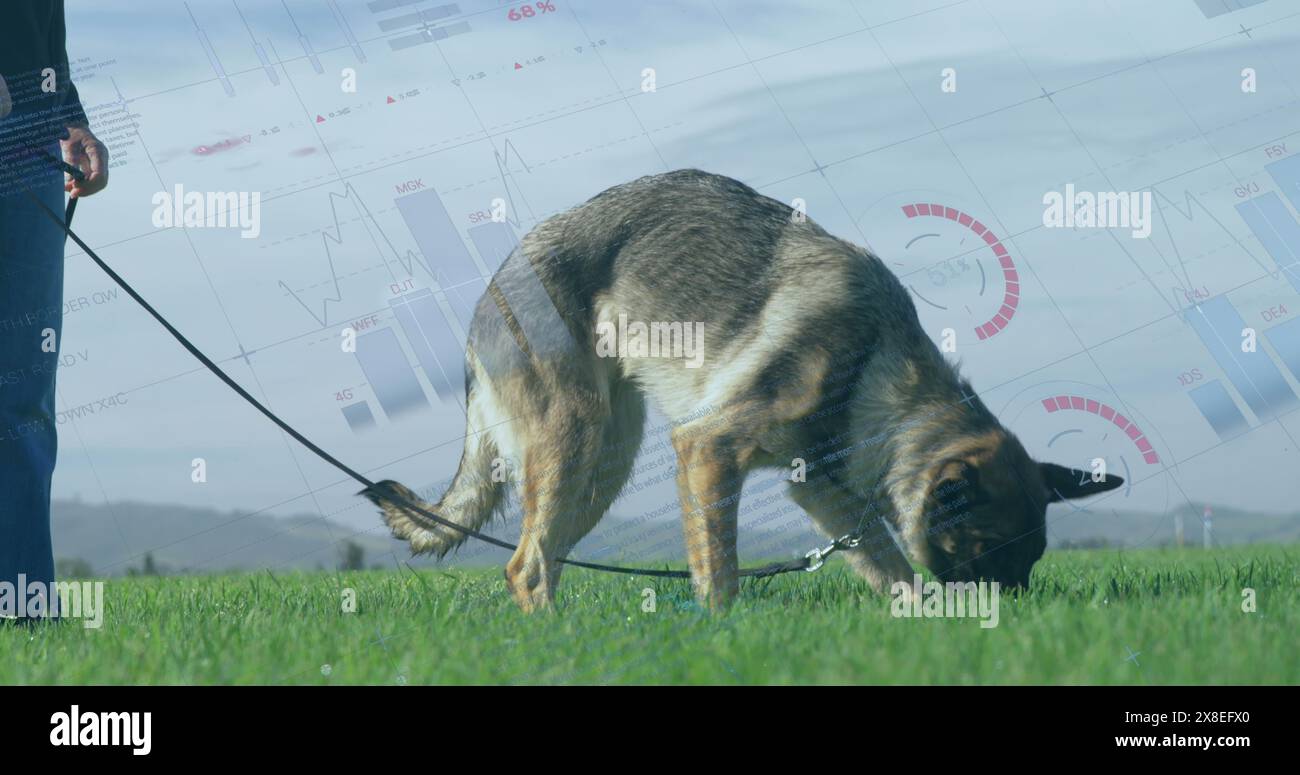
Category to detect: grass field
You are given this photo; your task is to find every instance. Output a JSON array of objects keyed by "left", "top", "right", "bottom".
[{"left": 3, "top": 546, "right": 1297, "bottom": 684}]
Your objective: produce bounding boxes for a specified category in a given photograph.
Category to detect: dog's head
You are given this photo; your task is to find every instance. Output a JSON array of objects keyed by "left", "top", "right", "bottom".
[{"left": 912, "top": 432, "right": 1122, "bottom": 589}]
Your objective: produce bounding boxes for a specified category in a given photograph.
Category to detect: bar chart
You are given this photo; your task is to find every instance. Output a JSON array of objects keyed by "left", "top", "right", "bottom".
[
  {"left": 1233, "top": 153, "right": 1300, "bottom": 295},
  {"left": 1265, "top": 316, "right": 1300, "bottom": 390},
  {"left": 342, "top": 180, "right": 577, "bottom": 427},
  {"left": 1193, "top": 0, "right": 1270, "bottom": 18},
  {"left": 1183, "top": 296, "right": 1297, "bottom": 423},
  {"left": 1267, "top": 152, "right": 1300, "bottom": 211},
  {"left": 353, "top": 327, "right": 429, "bottom": 418},
  {"left": 394, "top": 187, "right": 486, "bottom": 329},
  {"left": 485, "top": 238, "right": 580, "bottom": 367},
  {"left": 467, "top": 221, "right": 520, "bottom": 268},
  {"left": 366, "top": 1, "right": 472, "bottom": 51},
  {"left": 340, "top": 400, "right": 377, "bottom": 432},
  {"left": 1186, "top": 380, "right": 1250, "bottom": 440},
  {"left": 388, "top": 182, "right": 580, "bottom": 392},
  {"left": 1235, "top": 193, "right": 1300, "bottom": 294},
  {"left": 389, "top": 288, "right": 465, "bottom": 401},
  {"left": 1187, "top": 160, "right": 1300, "bottom": 438}
]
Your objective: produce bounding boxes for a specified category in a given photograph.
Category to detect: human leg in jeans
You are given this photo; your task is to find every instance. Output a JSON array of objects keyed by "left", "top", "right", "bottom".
[{"left": 0, "top": 144, "right": 66, "bottom": 618}]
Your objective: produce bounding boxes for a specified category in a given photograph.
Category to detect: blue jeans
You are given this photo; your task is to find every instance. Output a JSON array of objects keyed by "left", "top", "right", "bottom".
[{"left": 0, "top": 142, "right": 65, "bottom": 597}]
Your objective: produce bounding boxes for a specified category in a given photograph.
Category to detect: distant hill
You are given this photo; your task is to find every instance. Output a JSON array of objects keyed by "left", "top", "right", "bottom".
[
  {"left": 51, "top": 498, "right": 421, "bottom": 577},
  {"left": 48, "top": 496, "right": 823, "bottom": 577},
  {"left": 48, "top": 497, "right": 1300, "bottom": 577},
  {"left": 1046, "top": 504, "right": 1300, "bottom": 549}
]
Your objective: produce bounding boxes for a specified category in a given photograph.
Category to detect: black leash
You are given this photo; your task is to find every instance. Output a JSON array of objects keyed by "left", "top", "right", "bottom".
[{"left": 26, "top": 167, "right": 840, "bottom": 581}]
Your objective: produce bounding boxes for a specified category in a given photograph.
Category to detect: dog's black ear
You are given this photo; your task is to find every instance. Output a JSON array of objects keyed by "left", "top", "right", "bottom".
[{"left": 1040, "top": 462, "right": 1123, "bottom": 502}]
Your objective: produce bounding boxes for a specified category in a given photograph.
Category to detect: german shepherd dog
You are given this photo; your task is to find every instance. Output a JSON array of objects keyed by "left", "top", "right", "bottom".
[{"left": 363, "top": 170, "right": 1122, "bottom": 612}]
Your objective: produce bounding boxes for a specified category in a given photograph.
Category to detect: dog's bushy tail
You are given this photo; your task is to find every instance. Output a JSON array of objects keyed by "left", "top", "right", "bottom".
[{"left": 360, "top": 431, "right": 504, "bottom": 558}]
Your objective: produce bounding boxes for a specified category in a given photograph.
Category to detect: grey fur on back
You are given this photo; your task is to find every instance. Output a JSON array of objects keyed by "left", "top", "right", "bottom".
[{"left": 472, "top": 169, "right": 971, "bottom": 418}]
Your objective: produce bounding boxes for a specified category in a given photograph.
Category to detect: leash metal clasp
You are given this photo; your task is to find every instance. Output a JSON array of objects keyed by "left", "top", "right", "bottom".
[
  {"left": 805, "top": 539, "right": 837, "bottom": 572},
  {"left": 804, "top": 530, "right": 866, "bottom": 572},
  {"left": 836, "top": 532, "right": 863, "bottom": 550}
]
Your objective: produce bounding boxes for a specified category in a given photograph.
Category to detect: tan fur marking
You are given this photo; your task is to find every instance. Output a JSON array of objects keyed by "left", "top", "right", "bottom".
[
  {"left": 770, "top": 346, "right": 832, "bottom": 422},
  {"left": 672, "top": 428, "right": 746, "bottom": 610}
]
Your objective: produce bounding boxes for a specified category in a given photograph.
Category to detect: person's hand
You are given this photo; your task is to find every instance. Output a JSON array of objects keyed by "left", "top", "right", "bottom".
[{"left": 60, "top": 125, "right": 109, "bottom": 198}]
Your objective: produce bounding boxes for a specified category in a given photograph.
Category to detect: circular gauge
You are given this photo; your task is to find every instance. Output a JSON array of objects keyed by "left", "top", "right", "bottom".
[
  {"left": 859, "top": 190, "right": 1021, "bottom": 343},
  {"left": 1000, "top": 379, "right": 1175, "bottom": 548}
]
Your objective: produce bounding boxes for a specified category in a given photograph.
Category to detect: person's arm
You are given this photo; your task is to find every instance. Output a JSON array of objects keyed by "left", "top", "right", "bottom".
[
  {"left": 52, "top": 0, "right": 108, "bottom": 197},
  {"left": 50, "top": 0, "right": 88, "bottom": 130},
  {"left": 0, "top": 74, "right": 12, "bottom": 120}
]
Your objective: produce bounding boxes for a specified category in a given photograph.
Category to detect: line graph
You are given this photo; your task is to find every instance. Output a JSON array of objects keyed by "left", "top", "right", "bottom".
[
  {"left": 487, "top": 137, "right": 534, "bottom": 230},
  {"left": 279, "top": 139, "right": 533, "bottom": 328},
  {"left": 277, "top": 183, "right": 435, "bottom": 328}
]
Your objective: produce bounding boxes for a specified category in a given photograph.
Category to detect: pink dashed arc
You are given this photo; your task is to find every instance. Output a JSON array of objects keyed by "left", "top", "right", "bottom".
[
  {"left": 901, "top": 203, "right": 1019, "bottom": 340},
  {"left": 1041, "top": 394, "right": 1160, "bottom": 465}
]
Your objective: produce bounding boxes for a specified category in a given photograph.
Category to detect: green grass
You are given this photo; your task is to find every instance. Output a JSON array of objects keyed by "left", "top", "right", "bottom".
[{"left": 3, "top": 546, "right": 1297, "bottom": 684}]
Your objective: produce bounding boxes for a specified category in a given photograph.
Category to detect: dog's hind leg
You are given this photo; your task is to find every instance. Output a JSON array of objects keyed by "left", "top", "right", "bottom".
[
  {"left": 787, "top": 469, "right": 913, "bottom": 593},
  {"left": 671, "top": 424, "right": 753, "bottom": 611},
  {"left": 505, "top": 380, "right": 645, "bottom": 612}
]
